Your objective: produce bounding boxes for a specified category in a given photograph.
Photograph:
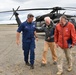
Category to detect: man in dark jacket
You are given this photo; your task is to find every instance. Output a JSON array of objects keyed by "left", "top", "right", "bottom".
[{"left": 41, "top": 17, "right": 57, "bottom": 66}]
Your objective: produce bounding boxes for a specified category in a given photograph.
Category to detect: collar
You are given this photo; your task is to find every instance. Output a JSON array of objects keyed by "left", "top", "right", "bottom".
[
  {"left": 26, "top": 20, "right": 32, "bottom": 24},
  {"left": 60, "top": 22, "right": 68, "bottom": 27}
]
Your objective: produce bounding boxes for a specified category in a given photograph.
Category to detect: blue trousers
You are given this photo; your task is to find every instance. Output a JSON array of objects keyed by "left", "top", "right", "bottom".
[{"left": 22, "top": 41, "right": 35, "bottom": 65}]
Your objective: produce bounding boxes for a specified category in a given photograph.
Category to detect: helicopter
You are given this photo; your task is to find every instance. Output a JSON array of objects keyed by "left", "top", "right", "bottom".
[
  {"left": 35, "top": 7, "right": 76, "bottom": 31},
  {"left": 0, "top": 6, "right": 76, "bottom": 32}
]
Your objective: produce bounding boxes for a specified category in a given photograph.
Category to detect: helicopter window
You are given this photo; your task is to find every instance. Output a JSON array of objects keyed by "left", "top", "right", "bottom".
[
  {"left": 68, "top": 18, "right": 76, "bottom": 29},
  {"left": 36, "top": 22, "right": 41, "bottom": 27},
  {"left": 36, "top": 21, "right": 45, "bottom": 27}
]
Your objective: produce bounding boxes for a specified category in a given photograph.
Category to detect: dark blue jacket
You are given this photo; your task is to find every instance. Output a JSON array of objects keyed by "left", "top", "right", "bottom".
[{"left": 17, "top": 21, "right": 36, "bottom": 43}]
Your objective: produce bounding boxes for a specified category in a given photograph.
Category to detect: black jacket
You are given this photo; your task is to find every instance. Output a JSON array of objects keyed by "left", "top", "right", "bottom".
[{"left": 44, "top": 22, "right": 55, "bottom": 42}]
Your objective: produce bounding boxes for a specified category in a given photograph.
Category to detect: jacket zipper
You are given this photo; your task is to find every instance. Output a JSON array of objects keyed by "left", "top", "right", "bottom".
[{"left": 62, "top": 27, "right": 64, "bottom": 48}]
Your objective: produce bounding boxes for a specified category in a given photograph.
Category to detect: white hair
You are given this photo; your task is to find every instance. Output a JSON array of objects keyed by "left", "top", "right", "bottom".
[{"left": 44, "top": 17, "right": 52, "bottom": 21}]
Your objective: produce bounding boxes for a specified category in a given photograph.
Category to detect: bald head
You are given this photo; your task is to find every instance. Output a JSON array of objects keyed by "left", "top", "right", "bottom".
[{"left": 44, "top": 17, "right": 51, "bottom": 25}]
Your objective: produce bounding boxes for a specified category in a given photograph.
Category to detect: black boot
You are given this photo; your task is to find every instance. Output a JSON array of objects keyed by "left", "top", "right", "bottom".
[
  {"left": 53, "top": 61, "right": 57, "bottom": 65},
  {"left": 30, "top": 64, "right": 34, "bottom": 69},
  {"left": 25, "top": 62, "right": 30, "bottom": 66},
  {"left": 41, "top": 63, "right": 46, "bottom": 67}
]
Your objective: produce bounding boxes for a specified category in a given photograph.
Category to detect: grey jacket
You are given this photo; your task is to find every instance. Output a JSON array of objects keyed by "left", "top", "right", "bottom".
[{"left": 44, "top": 22, "right": 55, "bottom": 42}]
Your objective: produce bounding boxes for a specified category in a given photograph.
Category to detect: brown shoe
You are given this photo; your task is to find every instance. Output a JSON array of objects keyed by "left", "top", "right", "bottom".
[
  {"left": 30, "top": 65, "right": 34, "bottom": 69},
  {"left": 41, "top": 63, "right": 46, "bottom": 67},
  {"left": 57, "top": 71, "right": 63, "bottom": 75},
  {"left": 25, "top": 62, "right": 30, "bottom": 66},
  {"left": 67, "top": 67, "right": 72, "bottom": 72},
  {"left": 53, "top": 61, "right": 57, "bottom": 65}
]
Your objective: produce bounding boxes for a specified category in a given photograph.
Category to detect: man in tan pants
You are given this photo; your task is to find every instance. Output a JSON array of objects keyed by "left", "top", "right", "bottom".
[
  {"left": 54, "top": 15, "right": 76, "bottom": 75},
  {"left": 56, "top": 47, "right": 72, "bottom": 75},
  {"left": 41, "top": 17, "right": 57, "bottom": 66}
]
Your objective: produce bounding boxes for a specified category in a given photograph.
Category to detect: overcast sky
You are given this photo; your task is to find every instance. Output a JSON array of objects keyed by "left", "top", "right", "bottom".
[{"left": 0, "top": 0, "right": 76, "bottom": 24}]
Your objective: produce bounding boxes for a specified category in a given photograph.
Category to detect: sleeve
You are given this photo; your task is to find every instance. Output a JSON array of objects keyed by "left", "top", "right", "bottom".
[
  {"left": 33, "top": 22, "right": 36, "bottom": 31},
  {"left": 70, "top": 24, "right": 76, "bottom": 45},
  {"left": 17, "top": 23, "right": 24, "bottom": 33},
  {"left": 52, "top": 26, "right": 55, "bottom": 35},
  {"left": 54, "top": 26, "right": 59, "bottom": 43},
  {"left": 50, "top": 24, "right": 56, "bottom": 37},
  {"left": 50, "top": 27, "right": 54, "bottom": 38}
]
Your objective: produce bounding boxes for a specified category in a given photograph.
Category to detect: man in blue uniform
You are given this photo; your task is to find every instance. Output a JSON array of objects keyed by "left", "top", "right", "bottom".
[{"left": 16, "top": 14, "right": 38, "bottom": 69}]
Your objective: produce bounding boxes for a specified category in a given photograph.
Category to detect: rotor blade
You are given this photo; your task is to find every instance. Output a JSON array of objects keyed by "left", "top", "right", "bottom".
[
  {"left": 0, "top": 10, "right": 13, "bottom": 13},
  {"left": 16, "top": 6, "right": 20, "bottom": 11},
  {"left": 0, "top": 8, "right": 53, "bottom": 13},
  {"left": 64, "top": 7, "right": 76, "bottom": 9},
  {"left": 13, "top": 8, "right": 15, "bottom": 12},
  {"left": 65, "top": 9, "right": 76, "bottom": 11},
  {"left": 17, "top": 7, "right": 65, "bottom": 11},
  {"left": 10, "top": 14, "right": 14, "bottom": 20},
  {"left": 1, "top": 6, "right": 76, "bottom": 13},
  {"left": 9, "top": 8, "right": 15, "bottom": 20},
  {"left": 17, "top": 8, "right": 53, "bottom": 11}
]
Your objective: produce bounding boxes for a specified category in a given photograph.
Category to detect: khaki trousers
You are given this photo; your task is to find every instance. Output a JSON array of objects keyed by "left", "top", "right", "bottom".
[
  {"left": 57, "top": 47, "right": 72, "bottom": 72},
  {"left": 42, "top": 41, "right": 57, "bottom": 64}
]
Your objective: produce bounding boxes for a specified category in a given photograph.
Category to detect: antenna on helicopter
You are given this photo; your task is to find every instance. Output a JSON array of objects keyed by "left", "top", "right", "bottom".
[{"left": 63, "top": 11, "right": 66, "bottom": 15}]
